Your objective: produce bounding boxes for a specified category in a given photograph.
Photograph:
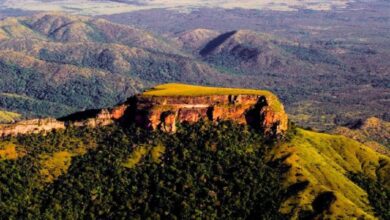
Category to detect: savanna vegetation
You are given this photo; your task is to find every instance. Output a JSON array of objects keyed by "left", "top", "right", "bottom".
[{"left": 0, "top": 121, "right": 286, "bottom": 219}]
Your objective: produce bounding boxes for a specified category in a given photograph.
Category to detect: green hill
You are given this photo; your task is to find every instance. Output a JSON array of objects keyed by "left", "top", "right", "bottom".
[
  {"left": 0, "top": 121, "right": 388, "bottom": 219},
  {"left": 270, "top": 128, "right": 390, "bottom": 219},
  {"left": 0, "top": 13, "right": 240, "bottom": 118}
]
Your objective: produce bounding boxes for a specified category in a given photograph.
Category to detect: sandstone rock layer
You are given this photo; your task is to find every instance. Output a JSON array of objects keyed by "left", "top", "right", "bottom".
[
  {"left": 0, "top": 84, "right": 289, "bottom": 137},
  {"left": 121, "top": 94, "right": 288, "bottom": 135}
]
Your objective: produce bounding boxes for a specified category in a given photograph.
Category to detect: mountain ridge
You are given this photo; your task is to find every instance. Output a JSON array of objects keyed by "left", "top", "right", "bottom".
[{"left": 0, "top": 12, "right": 388, "bottom": 132}]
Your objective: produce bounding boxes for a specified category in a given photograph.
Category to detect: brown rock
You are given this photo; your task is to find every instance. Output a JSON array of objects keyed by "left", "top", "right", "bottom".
[
  {"left": 111, "top": 104, "right": 127, "bottom": 120},
  {"left": 161, "top": 112, "right": 177, "bottom": 133},
  {"left": 118, "top": 94, "right": 288, "bottom": 136},
  {"left": 0, "top": 90, "right": 289, "bottom": 138}
]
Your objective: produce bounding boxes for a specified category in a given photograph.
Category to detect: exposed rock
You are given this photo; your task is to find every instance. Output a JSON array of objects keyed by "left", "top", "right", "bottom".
[
  {"left": 118, "top": 93, "right": 288, "bottom": 136},
  {"left": 0, "top": 87, "right": 289, "bottom": 137},
  {"left": 0, "top": 118, "right": 65, "bottom": 137}
]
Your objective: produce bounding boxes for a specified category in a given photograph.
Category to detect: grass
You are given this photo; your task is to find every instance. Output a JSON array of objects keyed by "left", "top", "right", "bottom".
[
  {"left": 270, "top": 128, "right": 390, "bottom": 219},
  {"left": 143, "top": 83, "right": 283, "bottom": 111},
  {"left": 0, "top": 110, "right": 21, "bottom": 123}
]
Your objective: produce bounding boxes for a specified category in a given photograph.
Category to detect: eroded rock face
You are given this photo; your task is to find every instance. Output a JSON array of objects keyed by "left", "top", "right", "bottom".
[
  {"left": 118, "top": 94, "right": 288, "bottom": 136},
  {"left": 0, "top": 118, "right": 66, "bottom": 137},
  {"left": 0, "top": 94, "right": 288, "bottom": 137}
]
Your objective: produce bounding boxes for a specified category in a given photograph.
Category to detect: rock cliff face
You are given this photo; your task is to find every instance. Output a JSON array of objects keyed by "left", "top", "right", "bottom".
[
  {"left": 119, "top": 94, "right": 288, "bottom": 135},
  {"left": 0, "top": 84, "right": 289, "bottom": 137},
  {"left": 0, "top": 119, "right": 65, "bottom": 137}
]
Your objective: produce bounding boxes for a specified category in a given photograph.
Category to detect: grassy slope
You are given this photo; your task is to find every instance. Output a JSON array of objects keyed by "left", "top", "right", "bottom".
[
  {"left": 0, "top": 110, "right": 21, "bottom": 123},
  {"left": 332, "top": 117, "right": 390, "bottom": 156},
  {"left": 143, "top": 83, "right": 283, "bottom": 111},
  {"left": 270, "top": 128, "right": 390, "bottom": 219}
]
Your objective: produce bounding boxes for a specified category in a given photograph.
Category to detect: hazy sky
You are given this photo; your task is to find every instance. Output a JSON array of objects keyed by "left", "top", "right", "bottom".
[{"left": 0, "top": 0, "right": 354, "bottom": 15}]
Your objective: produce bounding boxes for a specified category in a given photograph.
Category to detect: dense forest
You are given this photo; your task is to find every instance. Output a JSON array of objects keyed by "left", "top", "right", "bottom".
[
  {"left": 0, "top": 121, "right": 287, "bottom": 219},
  {"left": 1, "top": 120, "right": 390, "bottom": 219}
]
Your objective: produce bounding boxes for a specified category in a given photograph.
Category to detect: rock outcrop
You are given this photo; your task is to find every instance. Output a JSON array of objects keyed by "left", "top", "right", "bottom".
[
  {"left": 121, "top": 94, "right": 288, "bottom": 136},
  {"left": 0, "top": 84, "right": 289, "bottom": 137},
  {"left": 0, "top": 118, "right": 65, "bottom": 137}
]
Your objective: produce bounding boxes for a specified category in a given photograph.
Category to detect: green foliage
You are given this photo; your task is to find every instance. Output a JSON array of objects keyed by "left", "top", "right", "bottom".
[
  {"left": 281, "top": 45, "right": 341, "bottom": 65},
  {"left": 348, "top": 172, "right": 390, "bottom": 220},
  {"left": 0, "top": 122, "right": 285, "bottom": 219},
  {"left": 0, "top": 61, "right": 128, "bottom": 118}
]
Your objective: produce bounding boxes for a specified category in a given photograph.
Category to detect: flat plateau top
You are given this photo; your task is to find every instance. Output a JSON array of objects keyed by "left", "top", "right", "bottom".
[
  {"left": 142, "top": 83, "right": 282, "bottom": 111},
  {"left": 143, "top": 83, "right": 275, "bottom": 96}
]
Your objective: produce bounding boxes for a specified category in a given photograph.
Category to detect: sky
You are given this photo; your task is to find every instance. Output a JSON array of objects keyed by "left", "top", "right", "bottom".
[{"left": 0, "top": 0, "right": 354, "bottom": 15}]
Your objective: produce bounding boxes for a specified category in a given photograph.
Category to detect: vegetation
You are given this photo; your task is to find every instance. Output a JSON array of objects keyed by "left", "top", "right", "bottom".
[
  {"left": 281, "top": 45, "right": 341, "bottom": 65},
  {"left": 0, "top": 142, "right": 19, "bottom": 160},
  {"left": 0, "top": 117, "right": 389, "bottom": 219},
  {"left": 143, "top": 83, "right": 283, "bottom": 111},
  {"left": 0, "top": 121, "right": 286, "bottom": 219},
  {"left": 271, "top": 128, "right": 390, "bottom": 219},
  {"left": 0, "top": 13, "right": 388, "bottom": 131},
  {"left": 348, "top": 172, "right": 390, "bottom": 220},
  {"left": 0, "top": 110, "right": 20, "bottom": 123}
]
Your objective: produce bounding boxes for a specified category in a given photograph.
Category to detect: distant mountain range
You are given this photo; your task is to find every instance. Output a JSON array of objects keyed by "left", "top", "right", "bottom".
[
  {"left": 0, "top": 0, "right": 355, "bottom": 15},
  {"left": 0, "top": 12, "right": 388, "bottom": 131}
]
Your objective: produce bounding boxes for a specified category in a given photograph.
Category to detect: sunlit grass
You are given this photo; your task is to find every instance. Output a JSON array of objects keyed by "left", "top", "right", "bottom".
[
  {"left": 143, "top": 83, "right": 283, "bottom": 111},
  {"left": 270, "top": 128, "right": 390, "bottom": 219}
]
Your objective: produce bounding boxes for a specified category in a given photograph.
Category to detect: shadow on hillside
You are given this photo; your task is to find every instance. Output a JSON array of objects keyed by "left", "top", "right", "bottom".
[
  {"left": 200, "top": 30, "right": 237, "bottom": 56},
  {"left": 58, "top": 109, "right": 101, "bottom": 122}
]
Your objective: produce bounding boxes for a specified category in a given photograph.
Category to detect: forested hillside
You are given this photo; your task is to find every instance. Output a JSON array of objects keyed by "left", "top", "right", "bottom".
[
  {"left": 0, "top": 13, "right": 235, "bottom": 118},
  {"left": 0, "top": 13, "right": 388, "bottom": 131},
  {"left": 0, "top": 121, "right": 389, "bottom": 219}
]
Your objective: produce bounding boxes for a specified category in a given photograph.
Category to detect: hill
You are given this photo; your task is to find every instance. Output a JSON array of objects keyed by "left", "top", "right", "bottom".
[
  {"left": 176, "top": 28, "right": 389, "bottom": 130},
  {"left": 0, "top": 13, "right": 388, "bottom": 132},
  {"left": 331, "top": 117, "right": 390, "bottom": 156},
  {"left": 0, "top": 13, "right": 241, "bottom": 118},
  {"left": 0, "top": 84, "right": 388, "bottom": 219},
  {"left": 271, "top": 128, "right": 390, "bottom": 219},
  {"left": 175, "top": 28, "right": 221, "bottom": 52}
]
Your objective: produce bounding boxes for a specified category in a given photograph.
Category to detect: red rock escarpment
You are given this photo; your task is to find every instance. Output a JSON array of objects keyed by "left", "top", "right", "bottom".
[
  {"left": 0, "top": 94, "right": 288, "bottom": 137},
  {"left": 113, "top": 94, "right": 288, "bottom": 135}
]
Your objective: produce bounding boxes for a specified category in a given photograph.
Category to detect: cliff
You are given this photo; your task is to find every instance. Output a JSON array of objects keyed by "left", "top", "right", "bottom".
[
  {"left": 99, "top": 83, "right": 288, "bottom": 136},
  {"left": 0, "top": 119, "right": 65, "bottom": 137},
  {"left": 0, "top": 83, "right": 288, "bottom": 137}
]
